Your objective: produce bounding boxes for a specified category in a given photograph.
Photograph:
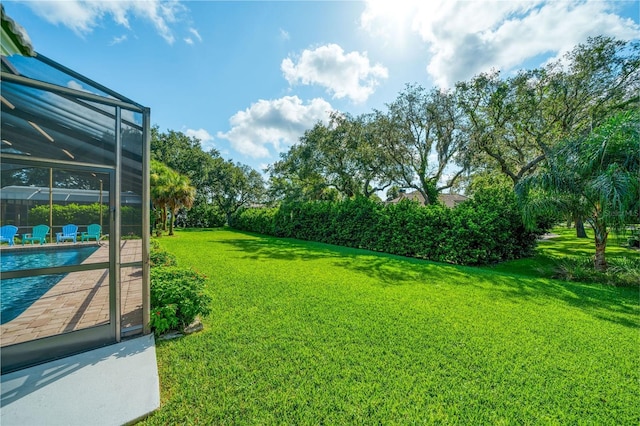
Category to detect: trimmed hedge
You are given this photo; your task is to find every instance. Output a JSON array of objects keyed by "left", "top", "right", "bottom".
[
  {"left": 233, "top": 188, "right": 542, "bottom": 266},
  {"left": 232, "top": 207, "right": 277, "bottom": 235},
  {"left": 28, "top": 203, "right": 142, "bottom": 236}
]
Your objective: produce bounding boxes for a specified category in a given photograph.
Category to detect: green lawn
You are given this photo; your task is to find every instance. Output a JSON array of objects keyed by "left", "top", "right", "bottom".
[
  {"left": 141, "top": 228, "right": 639, "bottom": 425},
  {"left": 491, "top": 226, "right": 639, "bottom": 282}
]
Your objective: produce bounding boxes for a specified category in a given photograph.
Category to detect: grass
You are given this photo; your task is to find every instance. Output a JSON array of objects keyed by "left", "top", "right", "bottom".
[
  {"left": 491, "top": 226, "right": 640, "bottom": 286},
  {"left": 141, "top": 228, "right": 639, "bottom": 425}
]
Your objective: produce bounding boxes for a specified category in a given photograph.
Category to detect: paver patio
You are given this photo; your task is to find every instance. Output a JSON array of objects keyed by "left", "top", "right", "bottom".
[{"left": 1, "top": 240, "right": 143, "bottom": 347}]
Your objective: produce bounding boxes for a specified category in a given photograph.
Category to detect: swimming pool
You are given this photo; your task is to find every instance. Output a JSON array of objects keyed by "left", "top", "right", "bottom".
[{"left": 1, "top": 246, "right": 99, "bottom": 324}]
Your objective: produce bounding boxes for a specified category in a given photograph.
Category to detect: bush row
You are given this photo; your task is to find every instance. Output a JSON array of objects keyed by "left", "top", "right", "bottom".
[{"left": 233, "top": 189, "right": 543, "bottom": 265}]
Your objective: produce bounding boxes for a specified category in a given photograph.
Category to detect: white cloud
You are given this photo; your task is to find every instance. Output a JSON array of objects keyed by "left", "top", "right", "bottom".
[
  {"left": 189, "top": 28, "right": 202, "bottom": 42},
  {"left": 361, "top": 0, "right": 640, "bottom": 87},
  {"left": 185, "top": 128, "right": 215, "bottom": 150},
  {"left": 110, "top": 34, "right": 128, "bottom": 45},
  {"left": 184, "top": 28, "right": 202, "bottom": 45},
  {"left": 217, "top": 96, "right": 334, "bottom": 158},
  {"left": 279, "top": 28, "right": 290, "bottom": 41},
  {"left": 24, "top": 0, "right": 188, "bottom": 44},
  {"left": 281, "top": 44, "right": 388, "bottom": 103}
]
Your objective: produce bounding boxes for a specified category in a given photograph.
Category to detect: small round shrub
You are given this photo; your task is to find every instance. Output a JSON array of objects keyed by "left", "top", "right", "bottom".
[{"left": 150, "top": 266, "right": 211, "bottom": 335}]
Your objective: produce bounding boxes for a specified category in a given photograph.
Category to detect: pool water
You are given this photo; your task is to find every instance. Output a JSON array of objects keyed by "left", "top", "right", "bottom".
[{"left": 1, "top": 246, "right": 99, "bottom": 325}]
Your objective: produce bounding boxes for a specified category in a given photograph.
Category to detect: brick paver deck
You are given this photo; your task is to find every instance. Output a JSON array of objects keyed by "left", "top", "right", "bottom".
[{"left": 1, "top": 240, "right": 143, "bottom": 347}]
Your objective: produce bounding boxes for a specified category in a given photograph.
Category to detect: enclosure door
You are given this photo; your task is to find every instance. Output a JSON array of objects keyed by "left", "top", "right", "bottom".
[{"left": 0, "top": 164, "right": 118, "bottom": 373}]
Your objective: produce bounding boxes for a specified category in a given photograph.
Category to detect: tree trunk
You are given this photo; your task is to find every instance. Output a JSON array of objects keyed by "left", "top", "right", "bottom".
[
  {"left": 416, "top": 188, "right": 430, "bottom": 205},
  {"left": 594, "top": 240, "right": 607, "bottom": 271},
  {"left": 168, "top": 209, "right": 175, "bottom": 236},
  {"left": 162, "top": 206, "right": 168, "bottom": 231},
  {"left": 575, "top": 218, "right": 587, "bottom": 238},
  {"left": 593, "top": 225, "right": 608, "bottom": 271}
]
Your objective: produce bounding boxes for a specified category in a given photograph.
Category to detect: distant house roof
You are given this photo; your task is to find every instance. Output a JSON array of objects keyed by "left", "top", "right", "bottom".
[{"left": 388, "top": 191, "right": 469, "bottom": 208}]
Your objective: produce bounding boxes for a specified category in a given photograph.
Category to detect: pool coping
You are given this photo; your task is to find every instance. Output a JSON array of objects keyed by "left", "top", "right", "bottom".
[{"left": 0, "top": 242, "right": 102, "bottom": 255}]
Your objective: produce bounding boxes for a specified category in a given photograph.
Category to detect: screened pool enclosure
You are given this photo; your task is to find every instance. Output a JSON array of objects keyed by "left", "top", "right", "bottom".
[{"left": 0, "top": 16, "right": 151, "bottom": 373}]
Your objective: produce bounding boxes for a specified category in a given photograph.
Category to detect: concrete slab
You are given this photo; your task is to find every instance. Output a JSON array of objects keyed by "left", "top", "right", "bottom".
[{"left": 1, "top": 334, "right": 159, "bottom": 426}]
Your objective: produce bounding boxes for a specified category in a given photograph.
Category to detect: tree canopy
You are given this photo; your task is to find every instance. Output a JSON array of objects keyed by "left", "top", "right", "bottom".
[
  {"left": 151, "top": 127, "right": 265, "bottom": 227},
  {"left": 268, "top": 112, "right": 393, "bottom": 202},
  {"left": 457, "top": 36, "right": 639, "bottom": 187},
  {"left": 268, "top": 37, "right": 638, "bottom": 205},
  {"left": 378, "top": 84, "right": 466, "bottom": 204}
]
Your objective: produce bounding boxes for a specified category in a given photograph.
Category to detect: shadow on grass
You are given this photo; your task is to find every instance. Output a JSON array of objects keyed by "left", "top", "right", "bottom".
[
  {"left": 217, "top": 234, "right": 344, "bottom": 263},
  {"left": 333, "top": 254, "right": 469, "bottom": 286},
  {"left": 332, "top": 251, "right": 638, "bottom": 328},
  {"left": 538, "top": 238, "right": 596, "bottom": 258},
  {"left": 174, "top": 227, "right": 227, "bottom": 233},
  {"left": 475, "top": 270, "right": 639, "bottom": 329},
  {"left": 219, "top": 231, "right": 639, "bottom": 329},
  {"left": 542, "top": 228, "right": 638, "bottom": 258}
]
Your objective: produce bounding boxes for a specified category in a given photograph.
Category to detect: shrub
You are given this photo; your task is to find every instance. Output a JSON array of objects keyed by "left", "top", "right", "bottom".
[
  {"left": 150, "top": 266, "right": 212, "bottom": 334},
  {"left": 448, "top": 188, "right": 539, "bottom": 265},
  {"left": 149, "top": 240, "right": 211, "bottom": 335},
  {"left": 150, "top": 239, "right": 177, "bottom": 267},
  {"left": 552, "top": 255, "right": 640, "bottom": 287},
  {"left": 150, "top": 246, "right": 177, "bottom": 267},
  {"left": 233, "top": 190, "right": 543, "bottom": 266},
  {"left": 149, "top": 304, "right": 180, "bottom": 335}
]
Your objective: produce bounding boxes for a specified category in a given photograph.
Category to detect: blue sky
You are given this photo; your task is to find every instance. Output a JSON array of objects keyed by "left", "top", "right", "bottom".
[{"left": 3, "top": 1, "right": 639, "bottom": 174}]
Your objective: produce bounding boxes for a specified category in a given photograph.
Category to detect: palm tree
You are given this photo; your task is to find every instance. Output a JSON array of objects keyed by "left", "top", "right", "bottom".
[
  {"left": 151, "top": 160, "right": 196, "bottom": 235},
  {"left": 516, "top": 111, "right": 639, "bottom": 271},
  {"left": 150, "top": 160, "right": 171, "bottom": 231},
  {"left": 165, "top": 170, "right": 195, "bottom": 236}
]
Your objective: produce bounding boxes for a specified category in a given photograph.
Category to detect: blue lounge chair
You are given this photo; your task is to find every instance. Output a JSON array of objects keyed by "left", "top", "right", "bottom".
[
  {"left": 81, "top": 224, "right": 101, "bottom": 242},
  {"left": 0, "top": 225, "right": 18, "bottom": 246},
  {"left": 23, "top": 224, "right": 50, "bottom": 245},
  {"left": 56, "top": 224, "right": 78, "bottom": 244}
]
